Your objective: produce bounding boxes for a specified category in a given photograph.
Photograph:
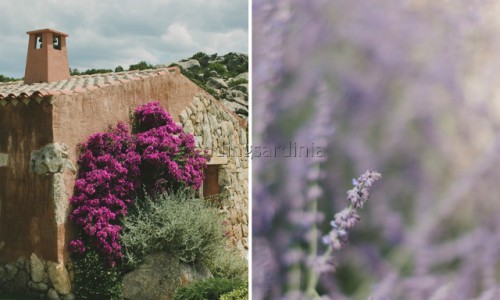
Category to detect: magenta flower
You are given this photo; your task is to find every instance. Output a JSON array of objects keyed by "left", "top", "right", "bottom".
[{"left": 69, "top": 101, "right": 207, "bottom": 266}]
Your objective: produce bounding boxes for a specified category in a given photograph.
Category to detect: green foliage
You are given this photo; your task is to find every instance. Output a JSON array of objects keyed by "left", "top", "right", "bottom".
[
  {"left": 129, "top": 61, "right": 154, "bottom": 71},
  {"left": 70, "top": 68, "right": 113, "bottom": 75},
  {"left": 219, "top": 282, "right": 248, "bottom": 300},
  {"left": 227, "top": 78, "right": 248, "bottom": 88},
  {"left": 83, "top": 68, "right": 113, "bottom": 75},
  {"left": 72, "top": 248, "right": 122, "bottom": 300},
  {"left": 115, "top": 65, "right": 124, "bottom": 72},
  {"left": 0, "top": 74, "right": 18, "bottom": 82},
  {"left": 230, "top": 61, "right": 248, "bottom": 75},
  {"left": 190, "top": 52, "right": 210, "bottom": 67},
  {"left": 206, "top": 247, "right": 248, "bottom": 280},
  {"left": 173, "top": 278, "right": 244, "bottom": 300},
  {"left": 0, "top": 294, "right": 39, "bottom": 300},
  {"left": 206, "top": 63, "right": 228, "bottom": 77},
  {"left": 172, "top": 53, "right": 248, "bottom": 101},
  {"left": 122, "top": 189, "right": 225, "bottom": 266}
]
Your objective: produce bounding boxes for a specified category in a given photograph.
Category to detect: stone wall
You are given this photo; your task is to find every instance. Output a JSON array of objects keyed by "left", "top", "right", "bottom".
[
  {"left": 179, "top": 94, "right": 249, "bottom": 255},
  {"left": 0, "top": 253, "right": 73, "bottom": 300}
]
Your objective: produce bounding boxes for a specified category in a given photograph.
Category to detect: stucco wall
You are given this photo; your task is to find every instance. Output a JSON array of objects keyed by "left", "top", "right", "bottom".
[
  {"left": 51, "top": 68, "right": 206, "bottom": 165},
  {"left": 179, "top": 94, "right": 249, "bottom": 254},
  {"left": 0, "top": 99, "right": 58, "bottom": 263}
]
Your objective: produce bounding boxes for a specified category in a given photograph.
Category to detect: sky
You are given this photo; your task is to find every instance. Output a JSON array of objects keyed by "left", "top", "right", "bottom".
[{"left": 0, "top": 0, "right": 248, "bottom": 78}]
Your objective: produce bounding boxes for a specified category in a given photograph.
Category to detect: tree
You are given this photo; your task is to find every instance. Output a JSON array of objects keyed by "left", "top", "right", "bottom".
[
  {"left": 129, "top": 61, "right": 153, "bottom": 71},
  {"left": 0, "top": 74, "right": 18, "bottom": 82}
]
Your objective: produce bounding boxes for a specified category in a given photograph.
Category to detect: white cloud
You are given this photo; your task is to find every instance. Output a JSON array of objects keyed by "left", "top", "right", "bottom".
[
  {"left": 200, "top": 28, "right": 248, "bottom": 55},
  {"left": 161, "top": 23, "right": 198, "bottom": 50}
]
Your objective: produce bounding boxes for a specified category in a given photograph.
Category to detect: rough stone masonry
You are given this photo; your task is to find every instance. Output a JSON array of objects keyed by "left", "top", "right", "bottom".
[{"left": 180, "top": 94, "right": 249, "bottom": 253}]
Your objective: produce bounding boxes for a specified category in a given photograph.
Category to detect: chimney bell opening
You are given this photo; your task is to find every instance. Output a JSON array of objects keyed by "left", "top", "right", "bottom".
[
  {"left": 53, "top": 36, "right": 61, "bottom": 50},
  {"left": 35, "top": 35, "right": 43, "bottom": 49}
]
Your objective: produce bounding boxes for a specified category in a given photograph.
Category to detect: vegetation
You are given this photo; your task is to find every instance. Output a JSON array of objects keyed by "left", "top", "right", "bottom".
[
  {"left": 0, "top": 295, "right": 39, "bottom": 300},
  {"left": 227, "top": 78, "right": 248, "bottom": 88},
  {"left": 67, "top": 60, "right": 153, "bottom": 77},
  {"left": 220, "top": 282, "right": 248, "bottom": 300},
  {"left": 122, "top": 190, "right": 225, "bottom": 266},
  {"left": 70, "top": 68, "right": 113, "bottom": 76},
  {"left": 0, "top": 74, "right": 19, "bottom": 82},
  {"left": 173, "top": 278, "right": 245, "bottom": 300},
  {"left": 128, "top": 61, "right": 154, "bottom": 71},
  {"left": 170, "top": 52, "right": 248, "bottom": 100},
  {"left": 69, "top": 102, "right": 207, "bottom": 299},
  {"left": 205, "top": 248, "right": 248, "bottom": 281},
  {"left": 72, "top": 248, "right": 123, "bottom": 300}
]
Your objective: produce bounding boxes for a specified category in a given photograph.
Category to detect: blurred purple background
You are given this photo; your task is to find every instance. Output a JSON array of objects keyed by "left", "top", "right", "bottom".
[{"left": 252, "top": 1, "right": 500, "bottom": 299}]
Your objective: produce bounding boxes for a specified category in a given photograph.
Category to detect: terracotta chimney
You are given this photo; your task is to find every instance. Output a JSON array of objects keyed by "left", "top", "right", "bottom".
[{"left": 24, "top": 28, "right": 70, "bottom": 84}]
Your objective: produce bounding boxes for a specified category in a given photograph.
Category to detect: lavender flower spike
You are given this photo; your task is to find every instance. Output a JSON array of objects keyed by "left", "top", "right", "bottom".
[
  {"left": 323, "top": 170, "right": 381, "bottom": 252},
  {"left": 347, "top": 170, "right": 382, "bottom": 208}
]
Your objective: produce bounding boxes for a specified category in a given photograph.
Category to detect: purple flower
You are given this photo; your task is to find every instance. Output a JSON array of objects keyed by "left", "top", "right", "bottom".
[
  {"left": 69, "top": 101, "right": 207, "bottom": 266},
  {"left": 323, "top": 170, "right": 381, "bottom": 252},
  {"left": 69, "top": 239, "right": 86, "bottom": 254},
  {"left": 333, "top": 208, "right": 360, "bottom": 229},
  {"left": 347, "top": 170, "right": 381, "bottom": 208}
]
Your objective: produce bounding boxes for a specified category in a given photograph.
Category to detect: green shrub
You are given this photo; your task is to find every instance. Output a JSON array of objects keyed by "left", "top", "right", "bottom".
[
  {"left": 174, "top": 278, "right": 244, "bottom": 300},
  {"left": 0, "top": 74, "right": 18, "bottom": 82},
  {"left": 122, "top": 189, "right": 225, "bottom": 266},
  {"left": 72, "top": 248, "right": 122, "bottom": 300},
  {"left": 129, "top": 61, "right": 154, "bottom": 71},
  {"left": 219, "top": 282, "right": 248, "bottom": 300},
  {"left": 206, "top": 247, "right": 248, "bottom": 280},
  {"left": 206, "top": 63, "right": 228, "bottom": 77},
  {"left": 190, "top": 52, "right": 210, "bottom": 67},
  {"left": 227, "top": 78, "right": 248, "bottom": 88}
]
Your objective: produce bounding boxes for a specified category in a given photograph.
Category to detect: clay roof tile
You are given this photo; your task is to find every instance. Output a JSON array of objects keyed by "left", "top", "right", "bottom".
[{"left": 0, "top": 67, "right": 177, "bottom": 101}]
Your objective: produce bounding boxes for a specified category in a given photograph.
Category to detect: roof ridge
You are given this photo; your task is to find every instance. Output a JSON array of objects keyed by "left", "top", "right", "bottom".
[{"left": 0, "top": 66, "right": 179, "bottom": 101}]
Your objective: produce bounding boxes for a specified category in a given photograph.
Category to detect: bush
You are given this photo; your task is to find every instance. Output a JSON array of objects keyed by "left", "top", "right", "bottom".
[
  {"left": 173, "top": 278, "right": 244, "bottom": 300},
  {"left": 68, "top": 102, "right": 207, "bottom": 265},
  {"left": 72, "top": 248, "right": 122, "bottom": 300},
  {"left": 122, "top": 189, "right": 225, "bottom": 266},
  {"left": 0, "top": 74, "right": 18, "bottom": 82},
  {"left": 134, "top": 102, "right": 207, "bottom": 192},
  {"left": 128, "top": 61, "right": 154, "bottom": 71},
  {"left": 219, "top": 282, "right": 248, "bottom": 300},
  {"left": 206, "top": 247, "right": 247, "bottom": 280},
  {"left": 206, "top": 63, "right": 228, "bottom": 77},
  {"left": 69, "top": 123, "right": 139, "bottom": 265},
  {"left": 190, "top": 52, "right": 210, "bottom": 67},
  {"left": 227, "top": 78, "right": 248, "bottom": 88}
]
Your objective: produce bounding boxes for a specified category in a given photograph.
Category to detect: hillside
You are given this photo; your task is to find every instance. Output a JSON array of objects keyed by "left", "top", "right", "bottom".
[{"left": 168, "top": 52, "right": 248, "bottom": 119}]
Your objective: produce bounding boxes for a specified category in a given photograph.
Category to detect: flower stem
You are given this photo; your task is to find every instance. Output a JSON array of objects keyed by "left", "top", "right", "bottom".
[{"left": 306, "top": 189, "right": 319, "bottom": 295}]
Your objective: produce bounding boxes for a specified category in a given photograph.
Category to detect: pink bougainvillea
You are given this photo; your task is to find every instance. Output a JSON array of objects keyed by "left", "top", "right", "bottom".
[
  {"left": 133, "top": 100, "right": 181, "bottom": 134},
  {"left": 69, "top": 101, "right": 207, "bottom": 265},
  {"left": 134, "top": 101, "right": 207, "bottom": 192}
]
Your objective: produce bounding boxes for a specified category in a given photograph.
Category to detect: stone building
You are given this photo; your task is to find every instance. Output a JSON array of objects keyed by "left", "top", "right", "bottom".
[{"left": 0, "top": 29, "right": 248, "bottom": 298}]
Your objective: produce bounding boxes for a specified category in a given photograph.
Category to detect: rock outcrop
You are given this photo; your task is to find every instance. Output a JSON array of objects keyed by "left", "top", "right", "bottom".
[{"left": 170, "top": 52, "right": 248, "bottom": 119}]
